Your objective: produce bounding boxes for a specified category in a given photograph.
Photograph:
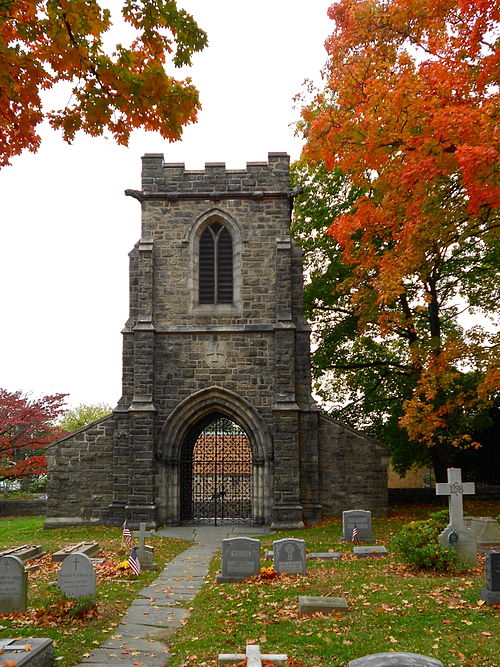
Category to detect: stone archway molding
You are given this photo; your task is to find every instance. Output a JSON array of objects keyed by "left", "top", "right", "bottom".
[{"left": 157, "top": 386, "right": 273, "bottom": 525}]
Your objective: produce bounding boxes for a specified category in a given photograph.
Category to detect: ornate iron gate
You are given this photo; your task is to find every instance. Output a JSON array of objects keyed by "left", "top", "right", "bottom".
[{"left": 180, "top": 416, "right": 252, "bottom": 525}]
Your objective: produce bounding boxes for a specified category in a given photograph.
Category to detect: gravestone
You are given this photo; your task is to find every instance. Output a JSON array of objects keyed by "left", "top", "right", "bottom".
[
  {"left": 354, "top": 546, "right": 388, "bottom": 558},
  {"left": 136, "top": 522, "right": 156, "bottom": 570},
  {"left": 52, "top": 541, "right": 100, "bottom": 562},
  {"left": 0, "top": 545, "right": 44, "bottom": 562},
  {"left": 57, "top": 552, "right": 96, "bottom": 598},
  {"left": 218, "top": 644, "right": 288, "bottom": 666},
  {"left": 342, "top": 510, "right": 373, "bottom": 542},
  {"left": 308, "top": 552, "right": 340, "bottom": 560},
  {"left": 216, "top": 537, "right": 260, "bottom": 583},
  {"left": 479, "top": 549, "right": 500, "bottom": 605},
  {"left": 348, "top": 653, "right": 443, "bottom": 666},
  {"left": 0, "top": 555, "right": 27, "bottom": 613},
  {"left": 298, "top": 595, "right": 348, "bottom": 615},
  {"left": 464, "top": 517, "right": 500, "bottom": 552},
  {"left": 273, "top": 538, "right": 307, "bottom": 575},
  {"left": 0, "top": 638, "right": 54, "bottom": 667},
  {"left": 435, "top": 468, "right": 476, "bottom": 566}
]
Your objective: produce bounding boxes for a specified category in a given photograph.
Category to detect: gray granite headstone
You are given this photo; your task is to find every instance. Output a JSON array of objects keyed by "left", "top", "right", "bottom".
[
  {"left": 342, "top": 510, "right": 373, "bottom": 542},
  {"left": 273, "top": 538, "right": 307, "bottom": 575},
  {"left": 348, "top": 653, "right": 443, "bottom": 666},
  {"left": 57, "top": 552, "right": 96, "bottom": 598},
  {"left": 0, "top": 555, "right": 27, "bottom": 613},
  {"left": 0, "top": 638, "right": 54, "bottom": 666},
  {"left": 216, "top": 537, "right": 260, "bottom": 583},
  {"left": 464, "top": 517, "right": 500, "bottom": 552},
  {"left": 480, "top": 549, "right": 500, "bottom": 604}
]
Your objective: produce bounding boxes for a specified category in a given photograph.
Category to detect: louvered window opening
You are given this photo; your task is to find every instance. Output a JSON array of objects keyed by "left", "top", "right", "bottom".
[{"left": 199, "top": 222, "right": 233, "bottom": 304}]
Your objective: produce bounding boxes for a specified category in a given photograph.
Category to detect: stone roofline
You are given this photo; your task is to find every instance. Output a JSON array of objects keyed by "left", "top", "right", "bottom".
[
  {"left": 319, "top": 410, "right": 390, "bottom": 453},
  {"left": 45, "top": 414, "right": 114, "bottom": 449},
  {"left": 134, "top": 152, "right": 294, "bottom": 197}
]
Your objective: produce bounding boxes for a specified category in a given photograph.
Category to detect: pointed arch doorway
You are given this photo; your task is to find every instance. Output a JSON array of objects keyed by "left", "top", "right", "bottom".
[{"left": 180, "top": 413, "right": 253, "bottom": 525}]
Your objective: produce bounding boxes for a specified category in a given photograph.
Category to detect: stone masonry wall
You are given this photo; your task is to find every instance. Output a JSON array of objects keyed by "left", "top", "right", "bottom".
[
  {"left": 318, "top": 414, "right": 389, "bottom": 517},
  {"left": 46, "top": 153, "right": 388, "bottom": 527},
  {"left": 45, "top": 416, "right": 115, "bottom": 524}
]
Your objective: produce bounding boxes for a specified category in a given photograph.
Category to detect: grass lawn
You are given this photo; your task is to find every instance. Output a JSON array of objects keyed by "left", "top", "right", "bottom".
[
  {"left": 0, "top": 516, "right": 189, "bottom": 665},
  {"left": 0, "top": 503, "right": 499, "bottom": 666},
  {"left": 167, "top": 501, "right": 500, "bottom": 667}
]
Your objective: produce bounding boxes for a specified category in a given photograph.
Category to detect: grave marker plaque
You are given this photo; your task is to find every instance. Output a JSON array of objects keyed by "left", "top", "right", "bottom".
[
  {"left": 354, "top": 546, "right": 388, "bottom": 558},
  {"left": 0, "top": 638, "right": 54, "bottom": 667},
  {"left": 57, "top": 552, "right": 96, "bottom": 598},
  {"left": 52, "top": 541, "right": 99, "bottom": 562},
  {"left": 342, "top": 510, "right": 373, "bottom": 542},
  {"left": 273, "top": 538, "right": 306, "bottom": 575},
  {"left": 216, "top": 537, "right": 260, "bottom": 583},
  {"left": 0, "top": 545, "right": 44, "bottom": 562},
  {"left": 299, "top": 595, "right": 348, "bottom": 615},
  {"left": 0, "top": 555, "right": 27, "bottom": 613},
  {"left": 348, "top": 652, "right": 444, "bottom": 666}
]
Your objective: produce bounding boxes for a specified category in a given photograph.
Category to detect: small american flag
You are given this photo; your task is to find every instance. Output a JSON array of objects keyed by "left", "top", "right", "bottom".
[
  {"left": 128, "top": 546, "right": 141, "bottom": 575},
  {"left": 122, "top": 520, "right": 132, "bottom": 547},
  {"left": 352, "top": 525, "right": 359, "bottom": 543}
]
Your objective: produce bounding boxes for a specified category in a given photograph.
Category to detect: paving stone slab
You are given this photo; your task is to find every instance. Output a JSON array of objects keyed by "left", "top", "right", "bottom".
[
  {"left": 113, "top": 622, "right": 165, "bottom": 638},
  {"left": 132, "top": 597, "right": 186, "bottom": 607},
  {"left": 100, "top": 637, "right": 168, "bottom": 653},
  {"left": 121, "top": 605, "right": 190, "bottom": 628}
]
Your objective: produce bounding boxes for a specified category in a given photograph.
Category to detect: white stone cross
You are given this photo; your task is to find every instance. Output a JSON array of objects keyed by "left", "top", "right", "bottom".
[
  {"left": 218, "top": 644, "right": 288, "bottom": 666},
  {"left": 436, "top": 468, "right": 475, "bottom": 528},
  {"left": 137, "top": 523, "right": 148, "bottom": 550}
]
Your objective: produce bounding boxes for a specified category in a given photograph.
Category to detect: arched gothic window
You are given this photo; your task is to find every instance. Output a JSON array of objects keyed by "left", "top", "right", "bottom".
[{"left": 199, "top": 222, "right": 233, "bottom": 304}]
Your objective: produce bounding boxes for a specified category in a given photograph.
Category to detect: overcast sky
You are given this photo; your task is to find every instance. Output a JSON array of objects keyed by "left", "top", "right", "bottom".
[{"left": 0, "top": 1, "right": 333, "bottom": 410}]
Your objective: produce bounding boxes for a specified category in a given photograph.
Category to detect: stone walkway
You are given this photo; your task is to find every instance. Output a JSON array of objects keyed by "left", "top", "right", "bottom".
[{"left": 76, "top": 526, "right": 269, "bottom": 666}]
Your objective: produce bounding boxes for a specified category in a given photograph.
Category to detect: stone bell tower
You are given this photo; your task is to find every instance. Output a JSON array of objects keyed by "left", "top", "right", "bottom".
[{"left": 45, "top": 153, "right": 388, "bottom": 529}]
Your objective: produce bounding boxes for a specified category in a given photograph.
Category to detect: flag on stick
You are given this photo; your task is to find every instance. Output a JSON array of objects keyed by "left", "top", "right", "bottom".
[
  {"left": 128, "top": 546, "right": 141, "bottom": 575},
  {"left": 352, "top": 525, "right": 359, "bottom": 543},
  {"left": 122, "top": 520, "right": 132, "bottom": 547}
]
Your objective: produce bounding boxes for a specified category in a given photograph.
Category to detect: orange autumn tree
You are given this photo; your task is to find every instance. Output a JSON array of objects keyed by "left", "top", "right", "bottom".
[
  {"left": 0, "top": 0, "right": 207, "bottom": 166},
  {"left": 300, "top": 0, "right": 499, "bottom": 480}
]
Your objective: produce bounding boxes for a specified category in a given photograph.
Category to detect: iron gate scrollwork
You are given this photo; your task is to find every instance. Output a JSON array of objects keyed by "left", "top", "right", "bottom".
[{"left": 180, "top": 416, "right": 252, "bottom": 525}]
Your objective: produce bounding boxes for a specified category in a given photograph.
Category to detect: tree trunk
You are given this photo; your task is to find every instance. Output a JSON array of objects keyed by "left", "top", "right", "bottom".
[{"left": 430, "top": 445, "right": 450, "bottom": 483}]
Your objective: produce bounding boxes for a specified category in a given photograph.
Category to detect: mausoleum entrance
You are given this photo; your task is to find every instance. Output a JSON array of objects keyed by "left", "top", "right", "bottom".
[{"left": 180, "top": 414, "right": 253, "bottom": 525}]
